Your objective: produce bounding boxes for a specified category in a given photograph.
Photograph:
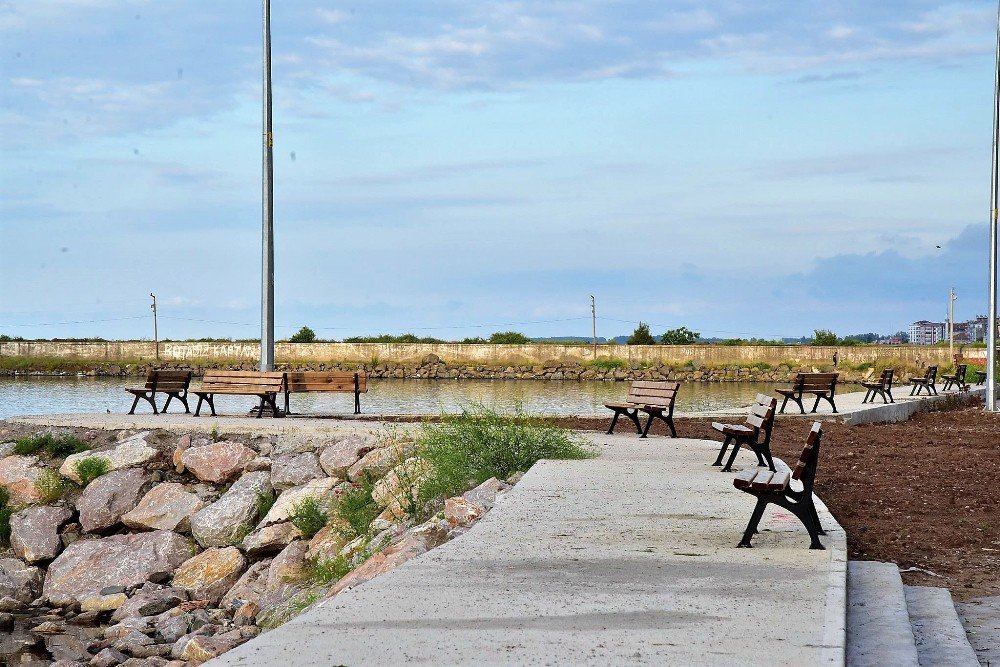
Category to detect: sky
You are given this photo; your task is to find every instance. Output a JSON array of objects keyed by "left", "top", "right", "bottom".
[{"left": 1, "top": 0, "right": 998, "bottom": 342}]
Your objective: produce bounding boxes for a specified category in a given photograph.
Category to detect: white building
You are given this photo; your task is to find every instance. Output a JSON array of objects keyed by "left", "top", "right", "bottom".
[{"left": 908, "top": 320, "right": 945, "bottom": 345}]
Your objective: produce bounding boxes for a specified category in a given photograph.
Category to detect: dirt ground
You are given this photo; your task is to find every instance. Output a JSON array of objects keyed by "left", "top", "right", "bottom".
[{"left": 552, "top": 405, "right": 1000, "bottom": 601}]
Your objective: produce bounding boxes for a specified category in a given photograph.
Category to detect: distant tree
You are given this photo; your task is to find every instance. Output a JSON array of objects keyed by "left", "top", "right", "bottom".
[
  {"left": 660, "top": 326, "right": 700, "bottom": 344},
  {"left": 488, "top": 331, "right": 531, "bottom": 344},
  {"left": 460, "top": 336, "right": 487, "bottom": 344},
  {"left": 812, "top": 329, "right": 838, "bottom": 346},
  {"left": 627, "top": 322, "right": 657, "bottom": 345},
  {"left": 289, "top": 326, "right": 317, "bottom": 343}
]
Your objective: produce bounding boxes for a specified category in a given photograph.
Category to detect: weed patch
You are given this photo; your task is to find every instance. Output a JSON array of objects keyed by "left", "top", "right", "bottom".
[
  {"left": 73, "top": 457, "right": 111, "bottom": 486},
  {"left": 34, "top": 470, "right": 69, "bottom": 503},
  {"left": 15, "top": 433, "right": 89, "bottom": 458},
  {"left": 336, "top": 473, "right": 382, "bottom": 539},
  {"left": 290, "top": 496, "right": 329, "bottom": 539}
]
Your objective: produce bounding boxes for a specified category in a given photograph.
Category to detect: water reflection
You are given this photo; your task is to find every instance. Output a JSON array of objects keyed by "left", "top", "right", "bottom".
[{"left": 0, "top": 377, "right": 769, "bottom": 419}]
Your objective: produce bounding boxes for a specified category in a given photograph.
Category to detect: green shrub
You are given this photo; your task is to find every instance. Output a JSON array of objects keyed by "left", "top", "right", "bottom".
[
  {"left": 34, "top": 470, "right": 69, "bottom": 503},
  {"left": 417, "top": 403, "right": 597, "bottom": 504},
  {"left": 588, "top": 358, "right": 626, "bottom": 370},
  {"left": 747, "top": 361, "right": 771, "bottom": 370},
  {"left": 660, "top": 326, "right": 700, "bottom": 344},
  {"left": 14, "top": 433, "right": 89, "bottom": 458},
  {"left": 307, "top": 555, "right": 352, "bottom": 585},
  {"left": 290, "top": 496, "right": 329, "bottom": 539},
  {"left": 289, "top": 326, "right": 317, "bottom": 343},
  {"left": 73, "top": 457, "right": 111, "bottom": 486},
  {"left": 256, "top": 491, "right": 275, "bottom": 523},
  {"left": 0, "top": 487, "right": 11, "bottom": 546},
  {"left": 336, "top": 472, "right": 382, "bottom": 538},
  {"left": 626, "top": 322, "right": 657, "bottom": 345},
  {"left": 488, "top": 331, "right": 531, "bottom": 344}
]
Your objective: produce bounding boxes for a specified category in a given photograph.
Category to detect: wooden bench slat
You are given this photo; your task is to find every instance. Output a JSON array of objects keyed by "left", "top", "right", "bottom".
[
  {"left": 749, "top": 470, "right": 775, "bottom": 490},
  {"left": 766, "top": 470, "right": 791, "bottom": 490},
  {"left": 733, "top": 469, "right": 758, "bottom": 489}
]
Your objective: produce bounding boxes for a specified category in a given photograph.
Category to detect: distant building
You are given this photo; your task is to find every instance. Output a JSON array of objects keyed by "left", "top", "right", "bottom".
[{"left": 908, "top": 320, "right": 945, "bottom": 345}]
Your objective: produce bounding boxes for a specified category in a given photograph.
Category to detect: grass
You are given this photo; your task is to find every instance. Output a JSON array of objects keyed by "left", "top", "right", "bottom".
[
  {"left": 14, "top": 433, "right": 89, "bottom": 458},
  {"left": 416, "top": 403, "right": 597, "bottom": 506},
  {"left": 34, "top": 470, "right": 69, "bottom": 503},
  {"left": 336, "top": 472, "right": 383, "bottom": 539},
  {"left": 290, "top": 496, "right": 329, "bottom": 539},
  {"left": 72, "top": 457, "right": 111, "bottom": 486},
  {"left": 587, "top": 358, "right": 626, "bottom": 370},
  {"left": 306, "top": 554, "right": 352, "bottom": 585},
  {"left": 256, "top": 490, "right": 275, "bottom": 523},
  {"left": 0, "top": 487, "right": 11, "bottom": 546}
]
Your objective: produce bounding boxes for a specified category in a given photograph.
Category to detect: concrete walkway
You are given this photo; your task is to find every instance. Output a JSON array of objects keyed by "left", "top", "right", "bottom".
[{"left": 211, "top": 433, "right": 847, "bottom": 667}]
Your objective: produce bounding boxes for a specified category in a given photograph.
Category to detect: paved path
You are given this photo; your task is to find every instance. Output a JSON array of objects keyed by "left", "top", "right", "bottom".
[{"left": 210, "top": 433, "right": 847, "bottom": 667}]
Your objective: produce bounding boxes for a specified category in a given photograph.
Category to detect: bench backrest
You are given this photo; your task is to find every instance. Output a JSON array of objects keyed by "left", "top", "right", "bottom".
[
  {"left": 798, "top": 372, "right": 838, "bottom": 392},
  {"left": 745, "top": 393, "right": 778, "bottom": 445},
  {"left": 954, "top": 364, "right": 967, "bottom": 382},
  {"left": 878, "top": 368, "right": 893, "bottom": 388},
  {"left": 200, "top": 370, "right": 285, "bottom": 393},
  {"left": 285, "top": 371, "right": 368, "bottom": 393},
  {"left": 147, "top": 370, "right": 192, "bottom": 393},
  {"left": 923, "top": 366, "right": 938, "bottom": 382},
  {"left": 791, "top": 421, "right": 823, "bottom": 495},
  {"left": 626, "top": 381, "right": 680, "bottom": 408}
]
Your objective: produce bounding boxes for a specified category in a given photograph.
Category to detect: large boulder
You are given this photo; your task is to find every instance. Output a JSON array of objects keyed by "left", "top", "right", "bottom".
[
  {"left": 172, "top": 547, "right": 247, "bottom": 606},
  {"left": 462, "top": 476, "right": 510, "bottom": 510},
  {"left": 0, "top": 557, "right": 44, "bottom": 605},
  {"left": 0, "top": 455, "right": 48, "bottom": 505},
  {"left": 271, "top": 452, "right": 324, "bottom": 490},
  {"left": 60, "top": 432, "right": 159, "bottom": 483},
  {"left": 180, "top": 441, "right": 256, "bottom": 483},
  {"left": 221, "top": 560, "right": 271, "bottom": 610},
  {"left": 318, "top": 434, "right": 376, "bottom": 478},
  {"left": 259, "top": 477, "right": 340, "bottom": 527},
  {"left": 371, "top": 457, "right": 428, "bottom": 517},
  {"left": 43, "top": 531, "right": 194, "bottom": 606},
  {"left": 241, "top": 522, "right": 301, "bottom": 556},
  {"left": 77, "top": 468, "right": 151, "bottom": 533},
  {"left": 122, "top": 483, "right": 206, "bottom": 532},
  {"left": 10, "top": 505, "right": 73, "bottom": 563},
  {"left": 346, "top": 447, "right": 396, "bottom": 482},
  {"left": 189, "top": 471, "right": 271, "bottom": 548},
  {"left": 328, "top": 522, "right": 447, "bottom": 597},
  {"left": 304, "top": 525, "right": 348, "bottom": 562}
]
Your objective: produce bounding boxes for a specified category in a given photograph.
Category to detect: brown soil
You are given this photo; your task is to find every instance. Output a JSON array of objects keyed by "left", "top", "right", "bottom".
[{"left": 550, "top": 406, "right": 1000, "bottom": 600}]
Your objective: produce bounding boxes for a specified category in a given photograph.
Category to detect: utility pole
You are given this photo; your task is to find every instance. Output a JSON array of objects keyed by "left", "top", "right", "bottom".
[
  {"left": 150, "top": 293, "right": 159, "bottom": 361},
  {"left": 590, "top": 295, "right": 597, "bottom": 357},
  {"left": 260, "top": 0, "right": 275, "bottom": 372},
  {"left": 949, "top": 288, "right": 957, "bottom": 361},
  {"left": 989, "top": 0, "right": 1000, "bottom": 411}
]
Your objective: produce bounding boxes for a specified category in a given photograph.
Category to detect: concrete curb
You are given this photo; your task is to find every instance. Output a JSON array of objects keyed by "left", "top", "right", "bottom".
[{"left": 839, "top": 388, "right": 985, "bottom": 425}]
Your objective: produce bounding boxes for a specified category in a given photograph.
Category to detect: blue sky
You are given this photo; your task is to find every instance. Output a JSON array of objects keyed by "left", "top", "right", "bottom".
[{"left": 0, "top": 1, "right": 997, "bottom": 341}]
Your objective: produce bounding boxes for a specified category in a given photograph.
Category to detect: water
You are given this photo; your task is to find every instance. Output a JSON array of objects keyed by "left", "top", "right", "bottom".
[{"left": 0, "top": 377, "right": 770, "bottom": 419}]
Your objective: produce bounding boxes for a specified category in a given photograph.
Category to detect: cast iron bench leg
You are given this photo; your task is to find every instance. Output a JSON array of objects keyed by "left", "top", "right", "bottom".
[
  {"left": 722, "top": 437, "right": 745, "bottom": 472},
  {"left": 713, "top": 436, "right": 733, "bottom": 466},
  {"left": 640, "top": 411, "right": 656, "bottom": 438},
  {"left": 737, "top": 496, "right": 768, "bottom": 548},
  {"left": 607, "top": 410, "right": 622, "bottom": 434},
  {"left": 128, "top": 394, "right": 141, "bottom": 415},
  {"left": 778, "top": 395, "right": 790, "bottom": 414},
  {"left": 162, "top": 395, "right": 173, "bottom": 413}
]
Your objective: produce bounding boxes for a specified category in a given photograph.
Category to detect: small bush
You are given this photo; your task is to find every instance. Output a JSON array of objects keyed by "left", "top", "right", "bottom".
[
  {"left": 488, "top": 331, "right": 531, "bottom": 344},
  {"left": 34, "top": 470, "right": 69, "bottom": 503},
  {"left": 289, "top": 326, "right": 317, "bottom": 343},
  {"left": 307, "top": 555, "right": 352, "bottom": 585},
  {"left": 588, "top": 358, "right": 626, "bottom": 370},
  {"left": 14, "top": 433, "right": 89, "bottom": 458},
  {"left": 73, "top": 457, "right": 111, "bottom": 486},
  {"left": 748, "top": 362, "right": 771, "bottom": 371},
  {"left": 336, "top": 472, "right": 382, "bottom": 539},
  {"left": 417, "top": 403, "right": 597, "bottom": 505},
  {"left": 626, "top": 322, "right": 657, "bottom": 345},
  {"left": 0, "top": 487, "right": 11, "bottom": 546},
  {"left": 290, "top": 496, "right": 329, "bottom": 539},
  {"left": 256, "top": 491, "right": 275, "bottom": 523}
]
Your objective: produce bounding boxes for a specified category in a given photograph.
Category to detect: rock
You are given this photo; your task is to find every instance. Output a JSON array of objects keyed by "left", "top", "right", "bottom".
[
  {"left": 304, "top": 525, "right": 348, "bottom": 562},
  {"left": 171, "top": 435, "right": 191, "bottom": 473},
  {"left": 11, "top": 505, "right": 73, "bottom": 563},
  {"left": 111, "top": 586, "right": 187, "bottom": 622},
  {"left": 271, "top": 452, "right": 324, "bottom": 490},
  {"left": 61, "top": 432, "right": 159, "bottom": 483},
  {"left": 189, "top": 471, "right": 271, "bottom": 548},
  {"left": 506, "top": 471, "right": 526, "bottom": 485},
  {"left": 371, "top": 457, "right": 428, "bottom": 516},
  {"left": 244, "top": 456, "right": 271, "bottom": 472},
  {"left": 444, "top": 497, "right": 484, "bottom": 527},
  {"left": 221, "top": 560, "right": 271, "bottom": 610},
  {"left": 337, "top": 535, "right": 368, "bottom": 561},
  {"left": 346, "top": 446, "right": 396, "bottom": 482},
  {"left": 265, "top": 541, "right": 308, "bottom": 591},
  {"left": 44, "top": 531, "right": 194, "bottom": 606},
  {"left": 111, "top": 629, "right": 154, "bottom": 654},
  {"left": 0, "top": 611, "right": 12, "bottom": 631},
  {"left": 318, "top": 434, "right": 375, "bottom": 478},
  {"left": 180, "top": 441, "right": 256, "bottom": 483},
  {"left": 103, "top": 616, "right": 153, "bottom": 641},
  {"left": 0, "top": 441, "right": 14, "bottom": 458},
  {"left": 232, "top": 600, "right": 259, "bottom": 626},
  {"left": 0, "top": 455, "right": 47, "bottom": 504},
  {"left": 122, "top": 483, "right": 206, "bottom": 533},
  {"left": 462, "top": 476, "right": 510, "bottom": 510},
  {"left": 172, "top": 547, "right": 247, "bottom": 605},
  {"left": 80, "top": 592, "right": 128, "bottom": 612},
  {"left": 260, "top": 477, "right": 339, "bottom": 526},
  {"left": 0, "top": 558, "right": 42, "bottom": 605},
  {"left": 91, "top": 647, "right": 129, "bottom": 667},
  {"left": 154, "top": 611, "right": 188, "bottom": 644},
  {"left": 241, "top": 521, "right": 301, "bottom": 555},
  {"left": 77, "top": 469, "right": 151, "bottom": 534},
  {"left": 328, "top": 521, "right": 447, "bottom": 597},
  {"left": 179, "top": 634, "right": 247, "bottom": 665}
]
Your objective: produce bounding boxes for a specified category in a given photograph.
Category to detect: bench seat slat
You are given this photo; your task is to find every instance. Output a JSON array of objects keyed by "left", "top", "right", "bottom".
[
  {"left": 749, "top": 470, "right": 775, "bottom": 490},
  {"left": 733, "top": 469, "right": 758, "bottom": 489}
]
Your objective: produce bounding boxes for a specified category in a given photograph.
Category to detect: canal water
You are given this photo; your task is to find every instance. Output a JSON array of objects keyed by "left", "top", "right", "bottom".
[{"left": 0, "top": 377, "right": 771, "bottom": 419}]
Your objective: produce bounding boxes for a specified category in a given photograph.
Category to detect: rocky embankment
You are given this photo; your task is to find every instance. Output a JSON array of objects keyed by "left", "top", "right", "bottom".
[
  {"left": 9, "top": 353, "right": 893, "bottom": 384},
  {"left": 0, "top": 424, "right": 511, "bottom": 666}
]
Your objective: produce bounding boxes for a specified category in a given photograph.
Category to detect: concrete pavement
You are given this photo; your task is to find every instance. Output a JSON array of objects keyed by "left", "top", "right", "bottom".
[{"left": 210, "top": 432, "right": 847, "bottom": 667}]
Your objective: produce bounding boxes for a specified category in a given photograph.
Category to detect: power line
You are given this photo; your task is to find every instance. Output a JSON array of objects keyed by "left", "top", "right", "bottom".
[{"left": 0, "top": 316, "right": 148, "bottom": 327}]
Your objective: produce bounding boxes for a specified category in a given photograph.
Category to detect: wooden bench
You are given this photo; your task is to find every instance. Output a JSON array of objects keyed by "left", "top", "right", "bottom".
[
  {"left": 192, "top": 371, "right": 286, "bottom": 418},
  {"left": 776, "top": 372, "right": 839, "bottom": 414},
  {"left": 974, "top": 370, "right": 988, "bottom": 385},
  {"left": 861, "top": 369, "right": 894, "bottom": 404},
  {"left": 283, "top": 371, "right": 368, "bottom": 415},
  {"left": 941, "top": 364, "right": 967, "bottom": 391},
  {"left": 733, "top": 421, "right": 826, "bottom": 550},
  {"left": 710, "top": 394, "right": 777, "bottom": 472},
  {"left": 605, "top": 381, "right": 679, "bottom": 438},
  {"left": 125, "top": 370, "right": 193, "bottom": 415},
  {"left": 909, "top": 366, "right": 938, "bottom": 396}
]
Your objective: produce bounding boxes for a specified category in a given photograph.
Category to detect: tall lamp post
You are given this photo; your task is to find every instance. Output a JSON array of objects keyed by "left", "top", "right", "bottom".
[
  {"left": 988, "top": 2, "right": 1000, "bottom": 411},
  {"left": 260, "top": 0, "right": 275, "bottom": 372}
]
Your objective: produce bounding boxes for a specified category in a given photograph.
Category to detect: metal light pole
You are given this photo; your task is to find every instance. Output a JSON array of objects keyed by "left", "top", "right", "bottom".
[
  {"left": 949, "top": 288, "right": 956, "bottom": 361},
  {"left": 988, "top": 1, "right": 1000, "bottom": 411},
  {"left": 150, "top": 293, "right": 159, "bottom": 361},
  {"left": 590, "top": 295, "right": 597, "bottom": 357},
  {"left": 260, "top": 0, "right": 275, "bottom": 372}
]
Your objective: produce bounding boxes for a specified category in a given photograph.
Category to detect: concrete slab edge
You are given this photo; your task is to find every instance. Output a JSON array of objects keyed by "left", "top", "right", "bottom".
[
  {"left": 814, "top": 493, "right": 848, "bottom": 666},
  {"left": 841, "top": 388, "right": 985, "bottom": 426}
]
